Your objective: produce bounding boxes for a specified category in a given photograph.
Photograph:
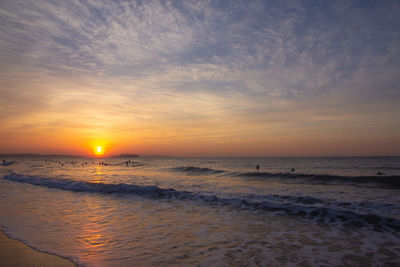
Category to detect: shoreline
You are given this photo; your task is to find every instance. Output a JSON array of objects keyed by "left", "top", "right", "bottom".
[{"left": 0, "top": 227, "right": 76, "bottom": 267}]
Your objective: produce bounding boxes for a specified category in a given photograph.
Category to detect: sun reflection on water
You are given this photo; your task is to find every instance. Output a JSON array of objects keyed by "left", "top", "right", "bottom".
[
  {"left": 74, "top": 199, "right": 114, "bottom": 263},
  {"left": 92, "top": 165, "right": 104, "bottom": 184}
]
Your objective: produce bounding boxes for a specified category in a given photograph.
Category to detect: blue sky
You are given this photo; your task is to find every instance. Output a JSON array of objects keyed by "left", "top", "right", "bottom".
[{"left": 0, "top": 0, "right": 399, "bottom": 156}]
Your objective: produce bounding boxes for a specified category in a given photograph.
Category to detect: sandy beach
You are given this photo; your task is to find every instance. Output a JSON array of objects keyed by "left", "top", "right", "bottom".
[{"left": 0, "top": 228, "right": 75, "bottom": 267}]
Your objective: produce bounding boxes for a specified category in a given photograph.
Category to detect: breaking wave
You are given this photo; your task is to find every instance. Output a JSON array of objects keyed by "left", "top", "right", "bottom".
[
  {"left": 3, "top": 173, "right": 400, "bottom": 231},
  {"left": 170, "top": 166, "right": 400, "bottom": 188},
  {"left": 233, "top": 171, "right": 400, "bottom": 188}
]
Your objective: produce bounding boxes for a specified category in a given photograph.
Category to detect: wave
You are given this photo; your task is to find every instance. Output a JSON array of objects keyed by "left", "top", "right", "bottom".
[
  {"left": 170, "top": 166, "right": 400, "bottom": 188},
  {"left": 4, "top": 173, "right": 181, "bottom": 197},
  {"left": 366, "top": 166, "right": 400, "bottom": 171},
  {"left": 313, "top": 166, "right": 400, "bottom": 171},
  {"left": 3, "top": 173, "right": 400, "bottom": 231},
  {"left": 171, "top": 166, "right": 226, "bottom": 175},
  {"left": 234, "top": 171, "right": 400, "bottom": 188}
]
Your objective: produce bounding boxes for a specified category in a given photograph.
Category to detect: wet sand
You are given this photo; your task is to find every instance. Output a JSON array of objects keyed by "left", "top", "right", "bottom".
[{"left": 0, "top": 228, "right": 75, "bottom": 267}]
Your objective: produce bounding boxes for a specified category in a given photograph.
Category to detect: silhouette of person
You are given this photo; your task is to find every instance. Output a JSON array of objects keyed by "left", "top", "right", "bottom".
[
  {"left": 291, "top": 168, "right": 295, "bottom": 172},
  {"left": 256, "top": 165, "right": 260, "bottom": 170}
]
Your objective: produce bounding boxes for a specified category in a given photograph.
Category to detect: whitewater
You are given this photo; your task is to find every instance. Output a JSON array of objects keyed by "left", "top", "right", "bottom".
[{"left": 0, "top": 156, "right": 399, "bottom": 266}]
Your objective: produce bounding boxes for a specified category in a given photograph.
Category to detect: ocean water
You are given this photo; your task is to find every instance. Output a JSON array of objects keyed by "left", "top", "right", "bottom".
[{"left": 0, "top": 156, "right": 399, "bottom": 266}]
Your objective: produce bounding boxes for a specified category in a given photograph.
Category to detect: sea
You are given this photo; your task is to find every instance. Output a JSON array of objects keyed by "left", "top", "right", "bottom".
[{"left": 0, "top": 155, "right": 399, "bottom": 266}]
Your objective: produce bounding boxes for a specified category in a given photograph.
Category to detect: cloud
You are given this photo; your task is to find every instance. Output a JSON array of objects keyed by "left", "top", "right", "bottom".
[{"left": 0, "top": 0, "right": 399, "bottom": 154}]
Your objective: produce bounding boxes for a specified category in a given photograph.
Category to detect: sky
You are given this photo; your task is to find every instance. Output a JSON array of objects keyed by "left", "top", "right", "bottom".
[{"left": 0, "top": 0, "right": 399, "bottom": 157}]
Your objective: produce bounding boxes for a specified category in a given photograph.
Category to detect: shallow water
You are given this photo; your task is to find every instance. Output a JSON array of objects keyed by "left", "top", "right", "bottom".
[{"left": 0, "top": 156, "right": 399, "bottom": 266}]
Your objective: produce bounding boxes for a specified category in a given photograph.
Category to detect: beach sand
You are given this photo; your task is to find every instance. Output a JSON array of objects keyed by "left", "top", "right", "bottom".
[{"left": 0, "top": 228, "right": 75, "bottom": 267}]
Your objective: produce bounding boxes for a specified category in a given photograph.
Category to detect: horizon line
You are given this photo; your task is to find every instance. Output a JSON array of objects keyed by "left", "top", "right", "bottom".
[{"left": 1, "top": 153, "right": 399, "bottom": 158}]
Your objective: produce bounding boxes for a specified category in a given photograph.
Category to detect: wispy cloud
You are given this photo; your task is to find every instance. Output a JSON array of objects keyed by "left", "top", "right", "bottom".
[{"left": 0, "top": 0, "right": 399, "bottom": 155}]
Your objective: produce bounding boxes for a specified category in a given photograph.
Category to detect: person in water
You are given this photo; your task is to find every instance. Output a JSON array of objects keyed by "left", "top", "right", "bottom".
[{"left": 256, "top": 165, "right": 260, "bottom": 170}]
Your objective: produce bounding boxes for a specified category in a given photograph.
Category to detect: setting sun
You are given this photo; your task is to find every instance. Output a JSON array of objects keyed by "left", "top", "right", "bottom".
[{"left": 94, "top": 145, "right": 104, "bottom": 156}]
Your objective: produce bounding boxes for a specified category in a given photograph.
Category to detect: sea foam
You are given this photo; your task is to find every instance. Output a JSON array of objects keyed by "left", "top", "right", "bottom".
[{"left": 4, "top": 173, "right": 400, "bottom": 231}]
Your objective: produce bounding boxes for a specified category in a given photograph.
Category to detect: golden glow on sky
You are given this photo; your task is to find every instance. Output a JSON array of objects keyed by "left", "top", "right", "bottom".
[{"left": 0, "top": 1, "right": 399, "bottom": 157}]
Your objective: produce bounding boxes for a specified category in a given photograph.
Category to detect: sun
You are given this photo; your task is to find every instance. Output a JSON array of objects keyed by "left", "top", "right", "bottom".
[
  {"left": 93, "top": 145, "right": 105, "bottom": 156},
  {"left": 89, "top": 139, "right": 109, "bottom": 157}
]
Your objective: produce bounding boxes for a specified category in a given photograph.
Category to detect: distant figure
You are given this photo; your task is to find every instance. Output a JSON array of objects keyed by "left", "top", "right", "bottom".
[
  {"left": 256, "top": 165, "right": 260, "bottom": 170},
  {"left": 2, "top": 160, "right": 14, "bottom": 166},
  {"left": 291, "top": 168, "right": 295, "bottom": 172},
  {"left": 377, "top": 171, "right": 384, "bottom": 176}
]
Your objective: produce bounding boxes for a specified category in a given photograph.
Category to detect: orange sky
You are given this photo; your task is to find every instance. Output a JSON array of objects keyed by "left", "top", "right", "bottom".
[{"left": 0, "top": 1, "right": 399, "bottom": 157}]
